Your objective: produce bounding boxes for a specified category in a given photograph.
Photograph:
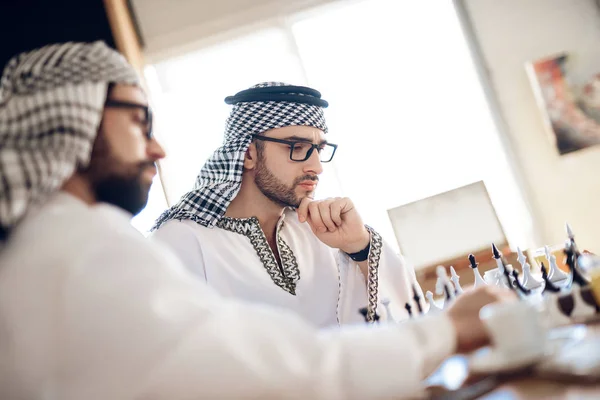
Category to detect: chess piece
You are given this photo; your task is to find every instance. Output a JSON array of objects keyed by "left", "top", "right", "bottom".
[
  {"left": 545, "top": 245, "right": 568, "bottom": 283},
  {"left": 436, "top": 266, "right": 455, "bottom": 304},
  {"left": 544, "top": 293, "right": 572, "bottom": 328},
  {"left": 381, "top": 297, "right": 394, "bottom": 321},
  {"left": 541, "top": 262, "right": 561, "bottom": 294},
  {"left": 405, "top": 303, "right": 413, "bottom": 318},
  {"left": 511, "top": 269, "right": 531, "bottom": 296},
  {"left": 412, "top": 285, "right": 424, "bottom": 314},
  {"left": 492, "top": 243, "right": 513, "bottom": 290},
  {"left": 358, "top": 307, "right": 369, "bottom": 323},
  {"left": 517, "top": 247, "right": 542, "bottom": 289},
  {"left": 580, "top": 286, "right": 600, "bottom": 313},
  {"left": 564, "top": 242, "right": 590, "bottom": 287},
  {"left": 566, "top": 222, "right": 581, "bottom": 258},
  {"left": 358, "top": 307, "right": 380, "bottom": 323},
  {"left": 570, "top": 285, "right": 597, "bottom": 319},
  {"left": 449, "top": 266, "right": 464, "bottom": 295},
  {"left": 425, "top": 291, "right": 443, "bottom": 314},
  {"left": 469, "top": 254, "right": 487, "bottom": 287}
]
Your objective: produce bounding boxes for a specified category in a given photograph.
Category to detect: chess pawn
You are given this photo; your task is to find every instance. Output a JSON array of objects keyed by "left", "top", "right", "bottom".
[
  {"left": 545, "top": 245, "right": 568, "bottom": 283},
  {"left": 522, "top": 262, "right": 543, "bottom": 290},
  {"left": 468, "top": 254, "right": 487, "bottom": 287},
  {"left": 380, "top": 297, "right": 394, "bottom": 322},
  {"left": 570, "top": 286, "right": 597, "bottom": 320},
  {"left": 436, "top": 266, "right": 455, "bottom": 302},
  {"left": 449, "top": 266, "right": 464, "bottom": 295},
  {"left": 425, "top": 291, "right": 443, "bottom": 314}
]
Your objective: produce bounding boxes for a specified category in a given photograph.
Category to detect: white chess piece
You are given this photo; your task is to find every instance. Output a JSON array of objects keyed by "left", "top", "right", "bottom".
[
  {"left": 425, "top": 291, "right": 443, "bottom": 314},
  {"left": 472, "top": 266, "right": 487, "bottom": 287},
  {"left": 492, "top": 252, "right": 511, "bottom": 289},
  {"left": 381, "top": 297, "right": 394, "bottom": 322},
  {"left": 570, "top": 286, "right": 597, "bottom": 320},
  {"left": 545, "top": 245, "right": 568, "bottom": 283},
  {"left": 436, "top": 266, "right": 455, "bottom": 302},
  {"left": 449, "top": 266, "right": 464, "bottom": 295},
  {"left": 469, "top": 254, "right": 487, "bottom": 287},
  {"left": 517, "top": 247, "right": 542, "bottom": 289}
]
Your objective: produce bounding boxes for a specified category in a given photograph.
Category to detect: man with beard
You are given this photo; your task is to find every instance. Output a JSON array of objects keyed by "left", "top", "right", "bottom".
[
  {"left": 151, "top": 82, "right": 418, "bottom": 326},
  {"left": 0, "top": 42, "right": 515, "bottom": 400}
]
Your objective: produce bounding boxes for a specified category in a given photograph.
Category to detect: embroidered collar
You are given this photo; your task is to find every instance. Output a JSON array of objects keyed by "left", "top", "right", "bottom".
[{"left": 217, "top": 216, "right": 300, "bottom": 295}]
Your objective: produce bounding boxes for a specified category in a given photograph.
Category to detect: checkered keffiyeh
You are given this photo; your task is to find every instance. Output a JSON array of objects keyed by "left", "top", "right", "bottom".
[
  {"left": 0, "top": 41, "right": 139, "bottom": 235},
  {"left": 152, "top": 82, "right": 329, "bottom": 230}
]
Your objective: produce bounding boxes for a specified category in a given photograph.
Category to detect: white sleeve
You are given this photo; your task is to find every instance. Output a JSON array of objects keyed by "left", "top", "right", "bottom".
[
  {"left": 338, "top": 228, "right": 421, "bottom": 326},
  {"left": 150, "top": 220, "right": 207, "bottom": 281},
  {"left": 63, "top": 241, "right": 456, "bottom": 400}
]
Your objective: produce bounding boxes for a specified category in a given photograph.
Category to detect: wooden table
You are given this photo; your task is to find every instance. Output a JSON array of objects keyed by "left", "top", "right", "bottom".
[{"left": 427, "top": 322, "right": 600, "bottom": 399}]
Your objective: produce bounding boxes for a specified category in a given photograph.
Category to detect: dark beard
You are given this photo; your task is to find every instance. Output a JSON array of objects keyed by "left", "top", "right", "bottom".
[
  {"left": 255, "top": 158, "right": 317, "bottom": 208},
  {"left": 93, "top": 171, "right": 151, "bottom": 216}
]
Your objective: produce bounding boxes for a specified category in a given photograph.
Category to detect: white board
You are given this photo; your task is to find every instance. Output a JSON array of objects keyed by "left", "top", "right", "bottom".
[{"left": 387, "top": 181, "right": 506, "bottom": 270}]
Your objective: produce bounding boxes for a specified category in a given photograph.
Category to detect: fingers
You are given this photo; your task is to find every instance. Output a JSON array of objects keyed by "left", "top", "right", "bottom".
[
  {"left": 318, "top": 200, "right": 337, "bottom": 232},
  {"left": 298, "top": 198, "right": 349, "bottom": 231},
  {"left": 330, "top": 198, "right": 344, "bottom": 226},
  {"left": 296, "top": 197, "right": 312, "bottom": 223},
  {"left": 307, "top": 202, "right": 327, "bottom": 233}
]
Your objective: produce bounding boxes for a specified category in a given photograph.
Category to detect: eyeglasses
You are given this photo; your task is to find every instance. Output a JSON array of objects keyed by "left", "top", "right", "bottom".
[
  {"left": 105, "top": 100, "right": 153, "bottom": 139},
  {"left": 253, "top": 135, "right": 338, "bottom": 163}
]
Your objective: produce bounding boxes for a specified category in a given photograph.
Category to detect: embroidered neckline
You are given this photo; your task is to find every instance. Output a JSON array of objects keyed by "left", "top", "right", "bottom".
[
  {"left": 366, "top": 226, "right": 383, "bottom": 323},
  {"left": 217, "top": 216, "right": 300, "bottom": 295}
]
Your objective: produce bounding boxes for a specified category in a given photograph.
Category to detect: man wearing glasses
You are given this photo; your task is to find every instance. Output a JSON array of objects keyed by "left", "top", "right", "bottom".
[
  {"left": 151, "top": 82, "right": 419, "bottom": 326},
  {"left": 0, "top": 43, "right": 514, "bottom": 399}
]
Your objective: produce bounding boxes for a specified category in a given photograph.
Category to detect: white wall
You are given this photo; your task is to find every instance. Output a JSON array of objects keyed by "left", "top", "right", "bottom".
[{"left": 463, "top": 0, "right": 600, "bottom": 251}]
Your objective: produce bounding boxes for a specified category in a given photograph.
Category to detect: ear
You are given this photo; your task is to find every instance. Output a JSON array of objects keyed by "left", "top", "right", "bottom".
[{"left": 244, "top": 143, "right": 258, "bottom": 170}]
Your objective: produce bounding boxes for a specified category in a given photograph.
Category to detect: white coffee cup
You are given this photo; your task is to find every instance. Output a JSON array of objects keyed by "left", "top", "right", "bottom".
[{"left": 479, "top": 300, "right": 548, "bottom": 359}]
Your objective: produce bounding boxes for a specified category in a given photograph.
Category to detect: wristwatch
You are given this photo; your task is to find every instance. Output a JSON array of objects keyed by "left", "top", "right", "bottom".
[{"left": 346, "top": 241, "right": 371, "bottom": 262}]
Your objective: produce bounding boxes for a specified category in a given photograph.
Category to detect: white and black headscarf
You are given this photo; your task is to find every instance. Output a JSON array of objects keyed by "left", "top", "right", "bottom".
[
  {"left": 152, "top": 82, "right": 329, "bottom": 230},
  {"left": 0, "top": 41, "right": 140, "bottom": 238}
]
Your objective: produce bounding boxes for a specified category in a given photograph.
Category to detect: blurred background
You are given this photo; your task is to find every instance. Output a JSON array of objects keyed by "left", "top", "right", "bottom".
[{"left": 3, "top": 0, "right": 600, "bottom": 290}]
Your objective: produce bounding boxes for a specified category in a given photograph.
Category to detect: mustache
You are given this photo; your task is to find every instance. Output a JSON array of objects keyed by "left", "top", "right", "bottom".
[{"left": 294, "top": 175, "right": 319, "bottom": 185}]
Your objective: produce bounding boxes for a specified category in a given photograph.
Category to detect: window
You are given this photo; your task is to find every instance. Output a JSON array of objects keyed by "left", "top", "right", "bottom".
[{"left": 136, "top": 0, "right": 534, "bottom": 259}]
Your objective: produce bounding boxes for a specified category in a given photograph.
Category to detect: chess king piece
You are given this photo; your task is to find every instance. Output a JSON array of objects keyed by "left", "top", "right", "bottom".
[
  {"left": 425, "top": 291, "right": 443, "bottom": 314},
  {"left": 517, "top": 247, "right": 542, "bottom": 290},
  {"left": 545, "top": 245, "right": 568, "bottom": 283},
  {"left": 468, "top": 254, "right": 487, "bottom": 287},
  {"left": 449, "top": 266, "right": 464, "bottom": 295}
]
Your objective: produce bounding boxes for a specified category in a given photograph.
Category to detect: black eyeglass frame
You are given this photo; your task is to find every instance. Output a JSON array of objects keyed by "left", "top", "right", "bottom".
[
  {"left": 105, "top": 100, "right": 153, "bottom": 139},
  {"left": 252, "top": 134, "right": 338, "bottom": 163}
]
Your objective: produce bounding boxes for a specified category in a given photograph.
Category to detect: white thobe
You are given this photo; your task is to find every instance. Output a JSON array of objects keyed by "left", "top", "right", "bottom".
[
  {"left": 0, "top": 192, "right": 456, "bottom": 400},
  {"left": 152, "top": 210, "right": 419, "bottom": 327}
]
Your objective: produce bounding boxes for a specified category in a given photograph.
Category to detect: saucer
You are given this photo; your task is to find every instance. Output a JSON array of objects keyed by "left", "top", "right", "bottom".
[
  {"left": 469, "top": 326, "right": 585, "bottom": 375},
  {"left": 469, "top": 348, "right": 544, "bottom": 375}
]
